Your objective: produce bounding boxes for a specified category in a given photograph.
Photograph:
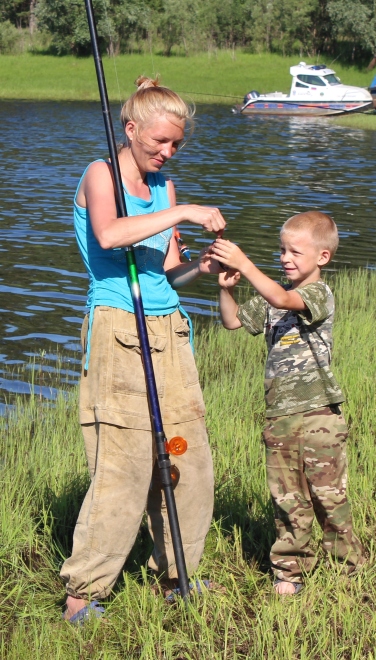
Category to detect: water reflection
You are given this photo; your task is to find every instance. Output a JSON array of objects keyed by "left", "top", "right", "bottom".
[{"left": 0, "top": 101, "right": 375, "bottom": 403}]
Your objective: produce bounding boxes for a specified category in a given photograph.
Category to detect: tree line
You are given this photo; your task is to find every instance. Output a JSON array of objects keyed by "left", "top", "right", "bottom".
[{"left": 1, "top": 0, "right": 376, "bottom": 65}]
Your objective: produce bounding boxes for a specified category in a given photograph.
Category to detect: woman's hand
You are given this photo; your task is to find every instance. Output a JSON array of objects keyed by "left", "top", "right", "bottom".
[
  {"left": 198, "top": 246, "right": 225, "bottom": 275},
  {"left": 182, "top": 205, "right": 226, "bottom": 234}
]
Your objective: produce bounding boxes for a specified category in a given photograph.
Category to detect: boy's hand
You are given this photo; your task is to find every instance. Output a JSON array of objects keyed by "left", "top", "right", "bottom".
[
  {"left": 218, "top": 269, "right": 241, "bottom": 288},
  {"left": 211, "top": 238, "right": 250, "bottom": 273}
]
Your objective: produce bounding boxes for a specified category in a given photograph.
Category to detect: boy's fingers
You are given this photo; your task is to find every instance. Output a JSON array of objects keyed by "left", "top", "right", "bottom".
[{"left": 211, "top": 244, "right": 230, "bottom": 256}]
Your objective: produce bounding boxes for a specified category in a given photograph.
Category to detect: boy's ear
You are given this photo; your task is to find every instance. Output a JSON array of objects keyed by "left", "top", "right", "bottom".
[{"left": 318, "top": 249, "right": 331, "bottom": 266}]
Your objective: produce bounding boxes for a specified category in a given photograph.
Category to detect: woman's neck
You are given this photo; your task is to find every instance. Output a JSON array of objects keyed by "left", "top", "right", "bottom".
[{"left": 118, "top": 147, "right": 150, "bottom": 200}]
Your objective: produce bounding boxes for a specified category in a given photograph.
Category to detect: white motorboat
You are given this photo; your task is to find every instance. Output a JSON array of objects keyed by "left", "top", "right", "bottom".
[{"left": 233, "top": 62, "right": 373, "bottom": 116}]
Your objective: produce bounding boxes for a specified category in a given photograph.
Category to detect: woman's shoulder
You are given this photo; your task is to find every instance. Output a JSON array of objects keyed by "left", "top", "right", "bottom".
[
  {"left": 81, "top": 159, "right": 114, "bottom": 190},
  {"left": 75, "top": 159, "right": 113, "bottom": 207},
  {"left": 85, "top": 158, "right": 111, "bottom": 175}
]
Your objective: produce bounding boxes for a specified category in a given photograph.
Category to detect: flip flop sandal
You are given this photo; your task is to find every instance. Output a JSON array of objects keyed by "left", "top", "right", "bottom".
[
  {"left": 274, "top": 579, "right": 303, "bottom": 594},
  {"left": 63, "top": 600, "right": 106, "bottom": 624}
]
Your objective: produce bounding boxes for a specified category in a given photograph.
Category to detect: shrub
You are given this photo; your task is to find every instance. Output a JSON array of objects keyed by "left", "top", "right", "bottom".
[{"left": 0, "top": 19, "right": 21, "bottom": 53}]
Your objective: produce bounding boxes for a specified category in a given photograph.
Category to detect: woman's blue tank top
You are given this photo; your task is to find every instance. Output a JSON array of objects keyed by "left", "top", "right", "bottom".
[{"left": 74, "top": 160, "right": 180, "bottom": 367}]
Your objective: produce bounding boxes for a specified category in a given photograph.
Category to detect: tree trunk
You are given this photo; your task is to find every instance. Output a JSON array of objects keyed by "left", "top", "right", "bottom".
[
  {"left": 367, "top": 55, "right": 376, "bottom": 71},
  {"left": 29, "top": 0, "right": 37, "bottom": 35}
]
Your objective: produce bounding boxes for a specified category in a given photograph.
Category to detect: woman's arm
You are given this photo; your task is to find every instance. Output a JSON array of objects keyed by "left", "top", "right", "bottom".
[
  {"left": 163, "top": 179, "right": 224, "bottom": 288},
  {"left": 165, "top": 247, "right": 223, "bottom": 288},
  {"left": 78, "top": 161, "right": 226, "bottom": 249}
]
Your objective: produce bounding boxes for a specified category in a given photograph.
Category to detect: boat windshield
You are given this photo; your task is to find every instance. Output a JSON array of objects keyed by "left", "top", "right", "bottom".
[
  {"left": 324, "top": 74, "right": 341, "bottom": 85},
  {"left": 297, "top": 74, "right": 326, "bottom": 86}
]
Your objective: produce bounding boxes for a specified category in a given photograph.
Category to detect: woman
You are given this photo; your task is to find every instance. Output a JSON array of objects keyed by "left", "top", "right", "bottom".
[{"left": 61, "top": 77, "right": 226, "bottom": 622}]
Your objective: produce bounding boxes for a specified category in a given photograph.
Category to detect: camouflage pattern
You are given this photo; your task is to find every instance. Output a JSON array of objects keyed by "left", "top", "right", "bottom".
[
  {"left": 237, "top": 280, "right": 344, "bottom": 418},
  {"left": 263, "top": 406, "right": 364, "bottom": 583}
]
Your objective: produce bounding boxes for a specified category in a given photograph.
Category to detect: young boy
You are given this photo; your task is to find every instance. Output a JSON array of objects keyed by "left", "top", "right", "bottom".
[{"left": 211, "top": 211, "right": 364, "bottom": 594}]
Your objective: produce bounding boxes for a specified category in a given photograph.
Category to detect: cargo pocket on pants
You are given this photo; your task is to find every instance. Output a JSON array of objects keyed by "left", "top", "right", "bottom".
[
  {"left": 174, "top": 318, "right": 199, "bottom": 387},
  {"left": 112, "top": 331, "right": 167, "bottom": 396}
]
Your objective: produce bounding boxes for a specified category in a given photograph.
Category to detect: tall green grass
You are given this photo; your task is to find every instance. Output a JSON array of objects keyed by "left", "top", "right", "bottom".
[
  {"left": 328, "top": 111, "right": 376, "bottom": 131},
  {"left": 1, "top": 269, "right": 375, "bottom": 659}
]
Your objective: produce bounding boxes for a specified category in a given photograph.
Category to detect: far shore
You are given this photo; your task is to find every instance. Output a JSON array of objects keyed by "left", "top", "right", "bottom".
[{"left": 1, "top": 51, "right": 375, "bottom": 130}]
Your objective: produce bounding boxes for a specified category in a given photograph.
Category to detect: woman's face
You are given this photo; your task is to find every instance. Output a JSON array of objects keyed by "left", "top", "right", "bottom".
[{"left": 126, "top": 114, "right": 185, "bottom": 173}]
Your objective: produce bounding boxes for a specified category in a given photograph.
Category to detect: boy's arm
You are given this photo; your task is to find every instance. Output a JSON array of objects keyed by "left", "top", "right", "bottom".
[
  {"left": 218, "top": 270, "right": 242, "bottom": 329},
  {"left": 219, "top": 270, "right": 266, "bottom": 335},
  {"left": 211, "top": 239, "right": 306, "bottom": 311}
]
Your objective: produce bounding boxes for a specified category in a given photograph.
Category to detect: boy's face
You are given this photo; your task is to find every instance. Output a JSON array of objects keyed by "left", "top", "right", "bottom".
[{"left": 280, "top": 230, "right": 330, "bottom": 288}]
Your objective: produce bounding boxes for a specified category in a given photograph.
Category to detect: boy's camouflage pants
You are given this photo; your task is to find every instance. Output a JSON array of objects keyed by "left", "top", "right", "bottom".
[{"left": 263, "top": 406, "right": 364, "bottom": 583}]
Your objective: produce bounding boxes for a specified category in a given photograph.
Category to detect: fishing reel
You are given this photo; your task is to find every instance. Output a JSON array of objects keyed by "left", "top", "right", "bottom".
[{"left": 165, "top": 436, "right": 188, "bottom": 488}]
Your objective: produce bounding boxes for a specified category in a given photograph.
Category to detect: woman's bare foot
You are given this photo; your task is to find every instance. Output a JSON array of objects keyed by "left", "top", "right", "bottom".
[
  {"left": 63, "top": 595, "right": 89, "bottom": 620},
  {"left": 274, "top": 581, "right": 301, "bottom": 595}
]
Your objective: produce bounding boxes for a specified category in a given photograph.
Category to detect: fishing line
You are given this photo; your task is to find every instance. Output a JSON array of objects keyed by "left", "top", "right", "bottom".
[
  {"left": 103, "top": 0, "right": 123, "bottom": 111},
  {"left": 329, "top": 53, "right": 343, "bottom": 67},
  {"left": 148, "top": 29, "right": 156, "bottom": 78},
  {"left": 102, "top": 0, "right": 157, "bottom": 108},
  {"left": 176, "top": 91, "right": 242, "bottom": 99}
]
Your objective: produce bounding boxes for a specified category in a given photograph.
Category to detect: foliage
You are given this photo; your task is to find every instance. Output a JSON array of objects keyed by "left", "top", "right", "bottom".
[
  {"left": 35, "top": 0, "right": 104, "bottom": 55},
  {"left": 328, "top": 0, "right": 376, "bottom": 58},
  {"left": 0, "top": 0, "right": 31, "bottom": 28},
  {"left": 0, "top": 0, "right": 376, "bottom": 60},
  {"left": 0, "top": 17, "right": 19, "bottom": 51},
  {"left": 109, "top": 0, "right": 150, "bottom": 54},
  {"left": 250, "top": 0, "right": 320, "bottom": 55},
  {"left": 35, "top": 0, "right": 151, "bottom": 55}
]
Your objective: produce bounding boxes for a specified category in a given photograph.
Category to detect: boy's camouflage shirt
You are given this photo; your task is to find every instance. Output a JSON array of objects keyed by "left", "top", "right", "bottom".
[{"left": 237, "top": 280, "right": 344, "bottom": 417}]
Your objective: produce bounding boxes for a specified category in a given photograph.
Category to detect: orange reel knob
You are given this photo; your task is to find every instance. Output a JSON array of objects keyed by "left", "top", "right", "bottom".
[
  {"left": 167, "top": 436, "right": 188, "bottom": 456},
  {"left": 170, "top": 465, "right": 180, "bottom": 488}
]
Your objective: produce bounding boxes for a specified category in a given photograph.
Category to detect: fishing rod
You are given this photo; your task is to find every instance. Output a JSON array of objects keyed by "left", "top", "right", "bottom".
[{"left": 84, "top": 0, "right": 190, "bottom": 601}]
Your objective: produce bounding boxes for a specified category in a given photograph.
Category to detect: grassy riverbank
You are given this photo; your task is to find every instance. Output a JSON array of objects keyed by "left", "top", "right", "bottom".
[
  {"left": 1, "top": 51, "right": 375, "bottom": 129},
  {"left": 328, "top": 111, "right": 376, "bottom": 130},
  {"left": 1, "top": 269, "right": 375, "bottom": 658},
  {"left": 1, "top": 50, "right": 374, "bottom": 101}
]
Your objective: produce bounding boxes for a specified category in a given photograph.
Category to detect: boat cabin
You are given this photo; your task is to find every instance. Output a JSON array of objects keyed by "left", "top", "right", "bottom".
[{"left": 289, "top": 63, "right": 341, "bottom": 98}]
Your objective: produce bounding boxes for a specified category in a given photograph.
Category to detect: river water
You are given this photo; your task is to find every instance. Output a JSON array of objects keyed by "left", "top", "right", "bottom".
[{"left": 0, "top": 100, "right": 375, "bottom": 407}]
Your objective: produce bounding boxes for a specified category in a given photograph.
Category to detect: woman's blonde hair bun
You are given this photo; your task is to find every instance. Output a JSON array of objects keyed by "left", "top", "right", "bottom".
[
  {"left": 120, "top": 74, "right": 194, "bottom": 134},
  {"left": 135, "top": 75, "right": 161, "bottom": 90}
]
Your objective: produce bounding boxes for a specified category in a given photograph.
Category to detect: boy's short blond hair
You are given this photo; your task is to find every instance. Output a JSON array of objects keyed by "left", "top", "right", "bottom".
[{"left": 281, "top": 211, "right": 339, "bottom": 260}]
